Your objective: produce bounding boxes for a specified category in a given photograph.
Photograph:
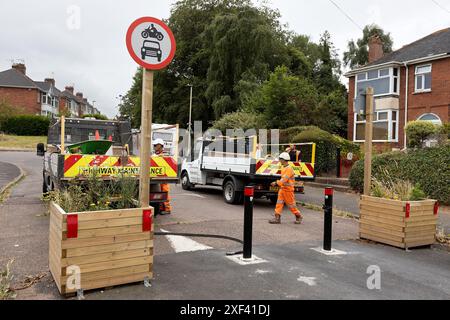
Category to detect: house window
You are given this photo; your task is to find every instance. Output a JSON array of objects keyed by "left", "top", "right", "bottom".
[
  {"left": 418, "top": 113, "right": 442, "bottom": 125},
  {"left": 356, "top": 67, "right": 400, "bottom": 97},
  {"left": 415, "top": 64, "right": 431, "bottom": 92},
  {"left": 354, "top": 110, "right": 399, "bottom": 142}
]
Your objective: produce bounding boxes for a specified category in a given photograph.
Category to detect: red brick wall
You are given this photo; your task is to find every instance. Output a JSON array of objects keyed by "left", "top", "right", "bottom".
[
  {"left": 406, "top": 58, "right": 450, "bottom": 123},
  {"left": 0, "top": 87, "right": 41, "bottom": 114}
]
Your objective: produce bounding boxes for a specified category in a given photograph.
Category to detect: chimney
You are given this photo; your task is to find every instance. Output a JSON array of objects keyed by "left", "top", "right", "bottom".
[
  {"left": 12, "top": 63, "right": 26, "bottom": 75},
  {"left": 44, "top": 78, "right": 55, "bottom": 87},
  {"left": 368, "top": 36, "right": 384, "bottom": 63},
  {"left": 76, "top": 92, "right": 84, "bottom": 100},
  {"left": 65, "top": 86, "right": 74, "bottom": 94}
]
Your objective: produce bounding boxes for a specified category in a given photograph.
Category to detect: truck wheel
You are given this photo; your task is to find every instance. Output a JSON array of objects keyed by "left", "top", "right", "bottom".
[
  {"left": 181, "top": 172, "right": 193, "bottom": 191},
  {"left": 223, "top": 181, "right": 243, "bottom": 205},
  {"left": 42, "top": 179, "right": 48, "bottom": 194}
]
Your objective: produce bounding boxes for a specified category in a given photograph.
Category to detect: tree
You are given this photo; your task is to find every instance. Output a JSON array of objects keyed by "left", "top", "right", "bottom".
[
  {"left": 118, "top": 0, "right": 289, "bottom": 127},
  {"left": 249, "top": 66, "right": 319, "bottom": 129},
  {"left": 343, "top": 24, "right": 394, "bottom": 68},
  {"left": 314, "top": 31, "right": 345, "bottom": 95},
  {"left": 313, "top": 90, "right": 348, "bottom": 137},
  {"left": 405, "top": 121, "right": 439, "bottom": 148}
]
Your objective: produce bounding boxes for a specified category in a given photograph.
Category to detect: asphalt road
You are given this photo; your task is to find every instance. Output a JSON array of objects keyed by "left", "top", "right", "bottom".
[
  {"left": 0, "top": 161, "right": 21, "bottom": 192},
  {"left": 0, "top": 151, "right": 448, "bottom": 300}
]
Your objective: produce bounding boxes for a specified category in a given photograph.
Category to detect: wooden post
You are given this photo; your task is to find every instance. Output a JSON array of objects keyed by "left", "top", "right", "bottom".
[
  {"left": 363, "top": 87, "right": 374, "bottom": 196},
  {"left": 60, "top": 116, "right": 65, "bottom": 154},
  {"left": 139, "top": 69, "right": 154, "bottom": 207}
]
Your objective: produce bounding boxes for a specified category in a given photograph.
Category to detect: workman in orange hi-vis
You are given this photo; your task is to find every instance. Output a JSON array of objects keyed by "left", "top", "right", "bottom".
[
  {"left": 153, "top": 139, "right": 171, "bottom": 215},
  {"left": 269, "top": 152, "right": 303, "bottom": 225}
]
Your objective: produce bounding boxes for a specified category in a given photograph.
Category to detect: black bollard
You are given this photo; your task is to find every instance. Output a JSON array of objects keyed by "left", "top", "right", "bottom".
[
  {"left": 323, "top": 187, "right": 333, "bottom": 251},
  {"left": 243, "top": 186, "right": 254, "bottom": 259}
]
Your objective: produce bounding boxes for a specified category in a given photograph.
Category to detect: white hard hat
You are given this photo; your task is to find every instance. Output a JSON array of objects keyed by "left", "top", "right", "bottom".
[
  {"left": 153, "top": 138, "right": 165, "bottom": 146},
  {"left": 279, "top": 152, "right": 291, "bottom": 161}
]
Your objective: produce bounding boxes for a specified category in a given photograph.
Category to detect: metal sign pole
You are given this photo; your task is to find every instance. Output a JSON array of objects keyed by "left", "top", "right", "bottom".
[{"left": 139, "top": 69, "right": 154, "bottom": 207}]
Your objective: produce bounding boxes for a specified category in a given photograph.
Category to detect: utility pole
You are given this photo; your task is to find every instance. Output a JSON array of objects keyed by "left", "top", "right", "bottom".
[
  {"left": 187, "top": 84, "right": 193, "bottom": 158},
  {"left": 139, "top": 69, "right": 153, "bottom": 207},
  {"left": 363, "top": 87, "right": 374, "bottom": 196}
]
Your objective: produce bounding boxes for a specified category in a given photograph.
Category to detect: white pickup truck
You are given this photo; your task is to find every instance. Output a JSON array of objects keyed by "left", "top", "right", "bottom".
[{"left": 180, "top": 136, "right": 316, "bottom": 205}]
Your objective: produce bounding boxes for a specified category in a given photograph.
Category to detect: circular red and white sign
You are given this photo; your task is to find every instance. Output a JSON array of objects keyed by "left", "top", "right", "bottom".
[{"left": 126, "top": 17, "right": 176, "bottom": 70}]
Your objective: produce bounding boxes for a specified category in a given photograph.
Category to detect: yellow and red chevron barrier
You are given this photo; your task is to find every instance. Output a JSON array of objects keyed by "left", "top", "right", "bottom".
[
  {"left": 63, "top": 155, "right": 178, "bottom": 179},
  {"left": 255, "top": 160, "right": 315, "bottom": 179}
]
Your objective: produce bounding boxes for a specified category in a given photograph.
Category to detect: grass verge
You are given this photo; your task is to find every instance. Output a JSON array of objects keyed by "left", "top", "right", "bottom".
[
  {"left": 0, "top": 259, "right": 16, "bottom": 300},
  {"left": 0, "top": 134, "right": 47, "bottom": 149}
]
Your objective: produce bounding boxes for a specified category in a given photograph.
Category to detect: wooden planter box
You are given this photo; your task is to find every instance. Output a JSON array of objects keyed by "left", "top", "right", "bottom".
[
  {"left": 360, "top": 195, "right": 438, "bottom": 249},
  {"left": 49, "top": 202, "right": 153, "bottom": 296}
]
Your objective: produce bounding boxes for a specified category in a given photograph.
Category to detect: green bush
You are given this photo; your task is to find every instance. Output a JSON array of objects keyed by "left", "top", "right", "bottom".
[
  {"left": 405, "top": 121, "right": 439, "bottom": 148},
  {"left": 349, "top": 145, "right": 450, "bottom": 205},
  {"left": 212, "top": 111, "right": 266, "bottom": 132},
  {"left": 82, "top": 114, "right": 109, "bottom": 120},
  {"left": 0, "top": 115, "right": 50, "bottom": 136},
  {"left": 293, "top": 126, "right": 360, "bottom": 175}
]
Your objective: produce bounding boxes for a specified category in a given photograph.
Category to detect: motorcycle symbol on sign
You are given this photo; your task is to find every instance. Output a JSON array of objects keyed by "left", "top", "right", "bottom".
[{"left": 141, "top": 24, "right": 164, "bottom": 41}]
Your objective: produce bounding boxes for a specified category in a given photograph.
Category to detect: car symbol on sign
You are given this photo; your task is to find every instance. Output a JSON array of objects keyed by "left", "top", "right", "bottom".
[{"left": 141, "top": 40, "right": 162, "bottom": 62}]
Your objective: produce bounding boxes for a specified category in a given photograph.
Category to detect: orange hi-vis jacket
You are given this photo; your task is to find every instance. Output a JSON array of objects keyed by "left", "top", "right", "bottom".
[{"left": 276, "top": 166, "right": 295, "bottom": 192}]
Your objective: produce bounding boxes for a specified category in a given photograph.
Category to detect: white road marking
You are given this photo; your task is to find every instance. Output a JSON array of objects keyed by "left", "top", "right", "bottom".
[
  {"left": 255, "top": 269, "right": 272, "bottom": 275},
  {"left": 311, "top": 247, "right": 348, "bottom": 256},
  {"left": 297, "top": 276, "right": 317, "bottom": 286},
  {"left": 160, "top": 228, "right": 212, "bottom": 253},
  {"left": 177, "top": 193, "right": 206, "bottom": 199},
  {"left": 226, "top": 254, "right": 268, "bottom": 266}
]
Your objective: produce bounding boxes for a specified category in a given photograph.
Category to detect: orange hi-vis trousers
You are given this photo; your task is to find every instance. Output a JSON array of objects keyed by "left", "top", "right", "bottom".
[
  {"left": 275, "top": 165, "right": 301, "bottom": 217},
  {"left": 275, "top": 190, "right": 301, "bottom": 216},
  {"left": 160, "top": 183, "right": 171, "bottom": 212}
]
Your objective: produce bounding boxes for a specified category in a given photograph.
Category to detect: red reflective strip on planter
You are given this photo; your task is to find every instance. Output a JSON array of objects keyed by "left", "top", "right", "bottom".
[
  {"left": 405, "top": 203, "right": 411, "bottom": 219},
  {"left": 434, "top": 202, "right": 439, "bottom": 216},
  {"left": 143, "top": 209, "right": 152, "bottom": 232},
  {"left": 325, "top": 188, "right": 333, "bottom": 196},
  {"left": 244, "top": 187, "right": 254, "bottom": 197},
  {"left": 67, "top": 214, "right": 78, "bottom": 239}
]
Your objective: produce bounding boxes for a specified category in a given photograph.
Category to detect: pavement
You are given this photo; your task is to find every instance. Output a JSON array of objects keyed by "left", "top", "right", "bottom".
[{"left": 0, "top": 151, "right": 448, "bottom": 300}]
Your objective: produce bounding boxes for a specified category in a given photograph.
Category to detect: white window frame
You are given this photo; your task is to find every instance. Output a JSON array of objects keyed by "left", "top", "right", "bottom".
[
  {"left": 417, "top": 113, "right": 442, "bottom": 125},
  {"left": 355, "top": 67, "right": 400, "bottom": 98},
  {"left": 354, "top": 110, "right": 399, "bottom": 143},
  {"left": 414, "top": 64, "right": 432, "bottom": 93}
]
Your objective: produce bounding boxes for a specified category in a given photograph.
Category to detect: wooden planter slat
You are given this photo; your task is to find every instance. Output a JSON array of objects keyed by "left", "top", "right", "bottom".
[
  {"left": 64, "top": 225, "right": 147, "bottom": 239},
  {"left": 65, "top": 240, "right": 152, "bottom": 258},
  {"left": 49, "top": 202, "right": 153, "bottom": 296},
  {"left": 61, "top": 248, "right": 152, "bottom": 267},
  {"left": 61, "top": 232, "right": 152, "bottom": 249},
  {"left": 360, "top": 195, "right": 437, "bottom": 249}
]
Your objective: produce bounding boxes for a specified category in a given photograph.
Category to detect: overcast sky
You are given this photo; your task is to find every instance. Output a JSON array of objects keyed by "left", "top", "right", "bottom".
[{"left": 1, "top": 0, "right": 449, "bottom": 118}]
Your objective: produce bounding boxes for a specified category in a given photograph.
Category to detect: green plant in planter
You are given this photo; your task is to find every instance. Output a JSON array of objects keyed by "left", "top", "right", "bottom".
[
  {"left": 43, "top": 171, "right": 139, "bottom": 213},
  {"left": 371, "top": 173, "right": 427, "bottom": 202}
]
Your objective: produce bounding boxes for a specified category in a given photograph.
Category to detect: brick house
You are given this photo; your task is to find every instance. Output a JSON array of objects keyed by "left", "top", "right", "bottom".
[
  {"left": 0, "top": 63, "right": 42, "bottom": 115},
  {"left": 60, "top": 86, "right": 81, "bottom": 117},
  {"left": 345, "top": 28, "right": 450, "bottom": 149},
  {"left": 0, "top": 63, "right": 101, "bottom": 118}
]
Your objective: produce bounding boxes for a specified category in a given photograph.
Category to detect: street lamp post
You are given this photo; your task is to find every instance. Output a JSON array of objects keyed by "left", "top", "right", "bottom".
[{"left": 187, "top": 84, "right": 193, "bottom": 158}]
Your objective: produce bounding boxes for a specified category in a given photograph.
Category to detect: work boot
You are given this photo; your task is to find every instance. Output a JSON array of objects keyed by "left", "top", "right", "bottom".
[
  {"left": 295, "top": 215, "right": 303, "bottom": 225},
  {"left": 269, "top": 214, "right": 281, "bottom": 224}
]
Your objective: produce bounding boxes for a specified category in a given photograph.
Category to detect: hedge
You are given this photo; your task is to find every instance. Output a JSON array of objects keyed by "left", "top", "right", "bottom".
[
  {"left": 349, "top": 145, "right": 450, "bottom": 205},
  {"left": 0, "top": 115, "right": 50, "bottom": 136},
  {"left": 292, "top": 126, "right": 360, "bottom": 175}
]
